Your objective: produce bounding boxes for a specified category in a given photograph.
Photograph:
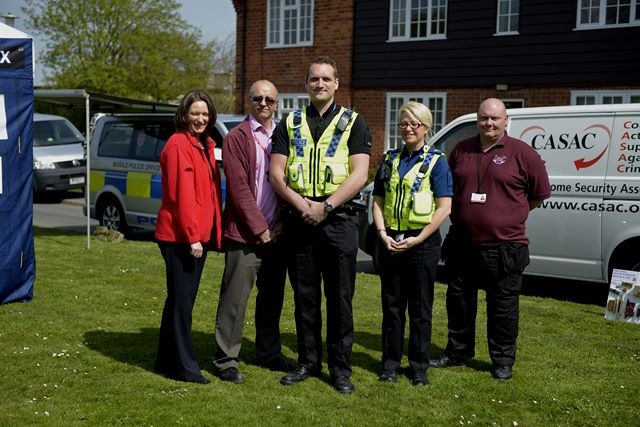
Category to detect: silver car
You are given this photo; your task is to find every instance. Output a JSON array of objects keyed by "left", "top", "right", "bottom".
[{"left": 32, "top": 113, "right": 86, "bottom": 193}]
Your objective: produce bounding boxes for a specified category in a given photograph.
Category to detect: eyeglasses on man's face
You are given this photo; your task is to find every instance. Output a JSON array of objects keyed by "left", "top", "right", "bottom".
[
  {"left": 251, "top": 96, "right": 278, "bottom": 105},
  {"left": 397, "top": 122, "right": 423, "bottom": 130}
]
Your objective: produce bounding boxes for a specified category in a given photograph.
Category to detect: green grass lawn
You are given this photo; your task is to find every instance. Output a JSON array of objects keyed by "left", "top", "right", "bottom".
[{"left": 1, "top": 228, "right": 638, "bottom": 426}]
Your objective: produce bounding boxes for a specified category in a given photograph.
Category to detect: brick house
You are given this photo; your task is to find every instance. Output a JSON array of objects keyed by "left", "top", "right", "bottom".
[{"left": 232, "top": 0, "right": 640, "bottom": 167}]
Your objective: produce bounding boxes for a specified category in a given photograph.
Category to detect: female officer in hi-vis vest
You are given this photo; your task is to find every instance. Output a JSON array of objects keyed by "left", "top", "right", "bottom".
[{"left": 371, "top": 101, "right": 452, "bottom": 387}]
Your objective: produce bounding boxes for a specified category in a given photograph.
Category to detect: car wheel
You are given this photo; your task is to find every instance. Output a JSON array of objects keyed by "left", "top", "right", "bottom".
[{"left": 97, "top": 197, "right": 128, "bottom": 234}]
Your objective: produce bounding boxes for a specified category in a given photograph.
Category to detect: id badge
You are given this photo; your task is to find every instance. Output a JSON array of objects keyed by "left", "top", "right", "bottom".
[
  {"left": 394, "top": 233, "right": 405, "bottom": 242},
  {"left": 470, "top": 192, "right": 487, "bottom": 204}
]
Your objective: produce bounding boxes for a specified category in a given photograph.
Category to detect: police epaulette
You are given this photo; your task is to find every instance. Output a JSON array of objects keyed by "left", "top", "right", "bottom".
[
  {"left": 293, "top": 109, "right": 302, "bottom": 126},
  {"left": 336, "top": 109, "right": 353, "bottom": 132},
  {"left": 385, "top": 148, "right": 401, "bottom": 159}
]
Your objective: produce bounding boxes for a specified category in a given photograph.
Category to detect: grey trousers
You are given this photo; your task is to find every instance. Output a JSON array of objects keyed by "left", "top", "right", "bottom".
[{"left": 213, "top": 239, "right": 287, "bottom": 370}]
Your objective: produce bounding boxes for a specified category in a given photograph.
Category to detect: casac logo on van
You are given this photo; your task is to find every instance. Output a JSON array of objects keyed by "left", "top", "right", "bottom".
[{"left": 519, "top": 124, "right": 611, "bottom": 171}]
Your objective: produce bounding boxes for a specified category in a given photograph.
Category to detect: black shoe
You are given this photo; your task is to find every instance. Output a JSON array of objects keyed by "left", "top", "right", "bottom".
[
  {"left": 378, "top": 369, "right": 399, "bottom": 382},
  {"left": 258, "top": 357, "right": 294, "bottom": 372},
  {"left": 215, "top": 367, "right": 245, "bottom": 383},
  {"left": 332, "top": 375, "right": 355, "bottom": 394},
  {"left": 410, "top": 371, "right": 429, "bottom": 387},
  {"left": 280, "top": 366, "right": 318, "bottom": 385},
  {"left": 429, "top": 354, "right": 467, "bottom": 368},
  {"left": 492, "top": 365, "right": 513, "bottom": 380}
]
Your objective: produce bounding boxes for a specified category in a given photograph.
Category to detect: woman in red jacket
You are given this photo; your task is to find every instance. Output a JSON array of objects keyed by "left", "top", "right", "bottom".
[{"left": 154, "top": 90, "right": 222, "bottom": 384}]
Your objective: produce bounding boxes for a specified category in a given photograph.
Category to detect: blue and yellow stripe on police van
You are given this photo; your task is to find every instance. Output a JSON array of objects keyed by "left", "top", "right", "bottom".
[
  {"left": 90, "top": 170, "right": 162, "bottom": 199},
  {"left": 90, "top": 170, "right": 225, "bottom": 202}
]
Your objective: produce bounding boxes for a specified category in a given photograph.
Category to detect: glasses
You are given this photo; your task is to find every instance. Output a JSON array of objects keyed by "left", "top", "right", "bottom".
[
  {"left": 251, "top": 96, "right": 278, "bottom": 105},
  {"left": 398, "top": 122, "right": 424, "bottom": 130}
]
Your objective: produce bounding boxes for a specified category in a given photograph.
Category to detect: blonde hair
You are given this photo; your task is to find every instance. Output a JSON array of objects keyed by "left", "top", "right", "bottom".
[{"left": 399, "top": 101, "right": 433, "bottom": 132}]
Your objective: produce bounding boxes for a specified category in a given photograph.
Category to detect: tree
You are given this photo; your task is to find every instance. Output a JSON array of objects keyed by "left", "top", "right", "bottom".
[{"left": 23, "top": 0, "right": 215, "bottom": 103}]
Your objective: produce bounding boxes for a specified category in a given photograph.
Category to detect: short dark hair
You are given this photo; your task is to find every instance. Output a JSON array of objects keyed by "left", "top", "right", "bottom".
[
  {"left": 174, "top": 90, "right": 217, "bottom": 139},
  {"left": 306, "top": 56, "right": 338, "bottom": 83}
]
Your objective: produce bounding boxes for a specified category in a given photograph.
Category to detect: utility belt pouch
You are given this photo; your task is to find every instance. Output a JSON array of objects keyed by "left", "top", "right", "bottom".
[
  {"left": 324, "top": 164, "right": 348, "bottom": 193},
  {"left": 288, "top": 163, "right": 306, "bottom": 191},
  {"left": 408, "top": 192, "right": 433, "bottom": 224}
]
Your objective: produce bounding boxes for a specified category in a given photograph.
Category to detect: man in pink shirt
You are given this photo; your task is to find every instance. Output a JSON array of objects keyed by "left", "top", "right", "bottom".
[{"left": 212, "top": 80, "right": 291, "bottom": 383}]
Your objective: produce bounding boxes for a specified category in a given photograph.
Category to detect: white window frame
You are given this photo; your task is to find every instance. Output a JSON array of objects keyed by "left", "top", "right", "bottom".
[
  {"left": 571, "top": 90, "right": 640, "bottom": 105},
  {"left": 385, "top": 92, "right": 447, "bottom": 151},
  {"left": 267, "top": 0, "right": 314, "bottom": 48},
  {"left": 388, "top": 0, "right": 448, "bottom": 42},
  {"left": 576, "top": 0, "right": 640, "bottom": 29},
  {"left": 275, "top": 93, "right": 310, "bottom": 120},
  {"left": 496, "top": 0, "right": 520, "bottom": 35}
]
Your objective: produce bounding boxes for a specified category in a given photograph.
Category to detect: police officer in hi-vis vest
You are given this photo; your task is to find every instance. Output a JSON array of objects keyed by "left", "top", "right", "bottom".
[
  {"left": 270, "top": 56, "right": 371, "bottom": 394},
  {"left": 372, "top": 101, "right": 452, "bottom": 387}
]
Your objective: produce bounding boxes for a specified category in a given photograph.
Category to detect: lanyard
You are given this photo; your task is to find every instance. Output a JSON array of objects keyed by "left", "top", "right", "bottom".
[{"left": 252, "top": 128, "right": 271, "bottom": 161}]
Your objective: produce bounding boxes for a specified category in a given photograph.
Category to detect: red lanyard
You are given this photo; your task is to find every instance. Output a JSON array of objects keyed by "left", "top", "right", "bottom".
[{"left": 252, "top": 128, "right": 271, "bottom": 160}]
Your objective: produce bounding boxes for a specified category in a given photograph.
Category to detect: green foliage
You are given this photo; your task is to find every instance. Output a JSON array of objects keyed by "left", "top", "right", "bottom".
[
  {"left": 1, "top": 228, "right": 638, "bottom": 425},
  {"left": 23, "top": 0, "right": 214, "bottom": 102}
]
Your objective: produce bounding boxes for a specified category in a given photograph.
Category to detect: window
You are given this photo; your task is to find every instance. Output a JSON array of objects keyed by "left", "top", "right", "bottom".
[
  {"left": 577, "top": 0, "right": 640, "bottom": 29},
  {"left": 275, "top": 93, "right": 310, "bottom": 120},
  {"left": 97, "top": 118, "right": 174, "bottom": 161},
  {"left": 389, "top": 0, "right": 447, "bottom": 41},
  {"left": 386, "top": 93, "right": 447, "bottom": 150},
  {"left": 33, "top": 119, "right": 84, "bottom": 147},
  {"left": 496, "top": 0, "right": 519, "bottom": 34},
  {"left": 502, "top": 99, "right": 525, "bottom": 108},
  {"left": 267, "top": 0, "right": 314, "bottom": 47},
  {"left": 572, "top": 90, "right": 640, "bottom": 104}
]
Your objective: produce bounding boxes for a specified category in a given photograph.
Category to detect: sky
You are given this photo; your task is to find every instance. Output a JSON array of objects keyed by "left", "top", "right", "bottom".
[{"left": 0, "top": 0, "right": 237, "bottom": 85}]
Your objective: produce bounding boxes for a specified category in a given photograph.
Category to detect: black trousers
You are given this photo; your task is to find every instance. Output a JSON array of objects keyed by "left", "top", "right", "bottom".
[
  {"left": 155, "top": 242, "right": 208, "bottom": 381},
  {"left": 285, "top": 212, "right": 358, "bottom": 378},
  {"left": 379, "top": 231, "right": 441, "bottom": 374},
  {"left": 443, "top": 237, "right": 529, "bottom": 368}
]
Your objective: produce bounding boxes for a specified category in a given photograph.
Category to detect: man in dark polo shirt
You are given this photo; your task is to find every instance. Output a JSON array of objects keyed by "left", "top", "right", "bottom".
[{"left": 430, "top": 98, "right": 550, "bottom": 380}]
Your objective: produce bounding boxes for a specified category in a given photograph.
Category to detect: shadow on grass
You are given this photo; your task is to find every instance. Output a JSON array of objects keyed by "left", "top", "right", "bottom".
[
  {"left": 521, "top": 275, "right": 608, "bottom": 307},
  {"left": 84, "top": 326, "right": 493, "bottom": 383},
  {"left": 34, "top": 226, "right": 85, "bottom": 237},
  {"left": 84, "top": 328, "right": 220, "bottom": 375}
]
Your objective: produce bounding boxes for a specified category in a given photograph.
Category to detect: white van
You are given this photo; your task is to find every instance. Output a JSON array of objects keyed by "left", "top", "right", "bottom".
[
  {"left": 84, "top": 113, "right": 244, "bottom": 233},
  {"left": 358, "top": 103, "right": 640, "bottom": 284},
  {"left": 32, "top": 113, "right": 86, "bottom": 193}
]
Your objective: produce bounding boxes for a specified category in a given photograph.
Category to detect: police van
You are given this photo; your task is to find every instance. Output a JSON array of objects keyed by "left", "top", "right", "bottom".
[
  {"left": 358, "top": 103, "right": 640, "bottom": 284},
  {"left": 85, "top": 113, "right": 244, "bottom": 234}
]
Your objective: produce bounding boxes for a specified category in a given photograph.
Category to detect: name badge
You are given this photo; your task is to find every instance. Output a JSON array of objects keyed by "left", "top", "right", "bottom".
[{"left": 470, "top": 192, "right": 487, "bottom": 204}]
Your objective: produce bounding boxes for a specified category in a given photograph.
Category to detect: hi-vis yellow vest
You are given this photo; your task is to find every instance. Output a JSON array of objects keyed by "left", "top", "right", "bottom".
[
  {"left": 383, "top": 145, "right": 443, "bottom": 231},
  {"left": 285, "top": 107, "right": 356, "bottom": 197}
]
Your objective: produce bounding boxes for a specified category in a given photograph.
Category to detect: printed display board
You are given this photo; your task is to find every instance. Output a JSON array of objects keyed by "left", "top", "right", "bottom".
[
  {"left": 0, "top": 22, "right": 35, "bottom": 304},
  {"left": 605, "top": 269, "right": 640, "bottom": 324}
]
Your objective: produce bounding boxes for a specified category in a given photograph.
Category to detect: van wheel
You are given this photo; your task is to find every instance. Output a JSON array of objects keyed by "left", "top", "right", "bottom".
[
  {"left": 608, "top": 240, "right": 640, "bottom": 282},
  {"left": 97, "top": 197, "right": 128, "bottom": 234}
]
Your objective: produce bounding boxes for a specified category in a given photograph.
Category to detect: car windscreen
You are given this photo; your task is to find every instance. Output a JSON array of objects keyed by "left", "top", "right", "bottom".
[
  {"left": 33, "top": 119, "right": 84, "bottom": 147},
  {"left": 223, "top": 120, "right": 243, "bottom": 130}
]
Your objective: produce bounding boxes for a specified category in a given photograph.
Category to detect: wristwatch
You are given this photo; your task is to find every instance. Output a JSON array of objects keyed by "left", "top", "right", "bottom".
[{"left": 323, "top": 201, "right": 334, "bottom": 213}]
